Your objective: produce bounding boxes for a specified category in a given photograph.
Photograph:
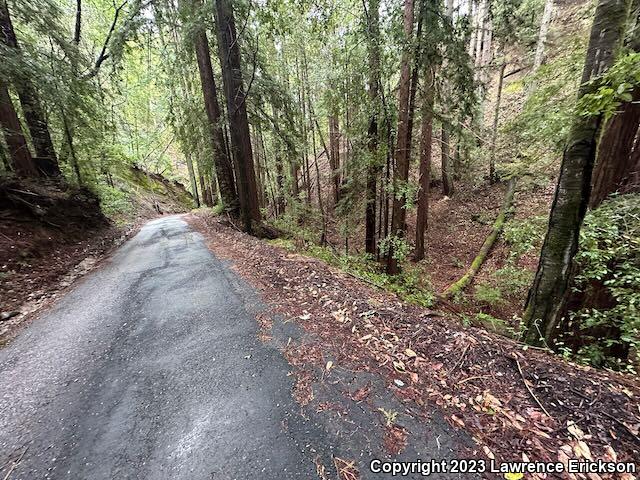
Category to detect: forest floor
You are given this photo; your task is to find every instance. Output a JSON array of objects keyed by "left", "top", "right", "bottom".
[{"left": 189, "top": 211, "right": 640, "bottom": 478}]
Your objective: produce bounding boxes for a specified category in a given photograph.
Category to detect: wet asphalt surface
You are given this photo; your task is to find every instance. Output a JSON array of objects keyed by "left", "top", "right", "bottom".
[{"left": 0, "top": 216, "right": 468, "bottom": 479}]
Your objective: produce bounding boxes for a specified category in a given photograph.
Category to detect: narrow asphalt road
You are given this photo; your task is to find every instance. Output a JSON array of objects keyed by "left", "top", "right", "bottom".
[
  {"left": 0, "top": 216, "right": 335, "bottom": 479},
  {"left": 0, "top": 216, "right": 464, "bottom": 479}
]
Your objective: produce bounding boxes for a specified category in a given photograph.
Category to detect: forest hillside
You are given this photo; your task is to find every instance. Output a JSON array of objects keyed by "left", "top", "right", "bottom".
[{"left": 1, "top": 0, "right": 639, "bottom": 475}]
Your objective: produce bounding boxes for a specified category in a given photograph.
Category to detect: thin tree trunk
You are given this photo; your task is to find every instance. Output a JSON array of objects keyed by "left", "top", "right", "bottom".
[
  {"left": 192, "top": 4, "right": 238, "bottom": 213},
  {"left": 0, "top": 81, "right": 37, "bottom": 177},
  {"left": 61, "top": 107, "right": 82, "bottom": 185},
  {"left": 328, "top": 115, "right": 340, "bottom": 205},
  {"left": 489, "top": 61, "right": 507, "bottom": 183},
  {"left": 74, "top": 0, "right": 82, "bottom": 43},
  {"left": 185, "top": 151, "right": 200, "bottom": 207},
  {"left": 442, "top": 178, "right": 516, "bottom": 297},
  {"left": 523, "top": 0, "right": 630, "bottom": 346},
  {"left": 258, "top": 126, "right": 268, "bottom": 207},
  {"left": 387, "top": 0, "right": 415, "bottom": 274},
  {"left": 441, "top": 125, "right": 453, "bottom": 195},
  {"left": 214, "top": 0, "right": 261, "bottom": 232},
  {"left": 274, "top": 149, "right": 286, "bottom": 216},
  {"left": 533, "top": 0, "right": 554, "bottom": 70}
]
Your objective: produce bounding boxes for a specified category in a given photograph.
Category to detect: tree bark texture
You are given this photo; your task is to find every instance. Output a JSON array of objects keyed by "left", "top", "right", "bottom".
[
  {"left": 0, "top": 81, "right": 37, "bottom": 177},
  {"left": 0, "top": 0, "right": 59, "bottom": 176},
  {"left": 387, "top": 0, "right": 414, "bottom": 275},
  {"left": 365, "top": 0, "right": 381, "bottom": 255},
  {"left": 214, "top": 0, "right": 261, "bottom": 232},
  {"left": 414, "top": 68, "right": 434, "bottom": 262},
  {"left": 523, "top": 0, "right": 630, "bottom": 346},
  {"left": 193, "top": 11, "right": 238, "bottom": 213}
]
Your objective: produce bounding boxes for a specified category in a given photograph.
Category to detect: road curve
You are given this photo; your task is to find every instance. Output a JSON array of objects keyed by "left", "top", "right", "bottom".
[{"left": 0, "top": 216, "right": 332, "bottom": 479}]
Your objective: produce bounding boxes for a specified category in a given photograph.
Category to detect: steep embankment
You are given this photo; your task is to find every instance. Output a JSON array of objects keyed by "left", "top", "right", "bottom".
[{"left": 0, "top": 169, "right": 194, "bottom": 340}]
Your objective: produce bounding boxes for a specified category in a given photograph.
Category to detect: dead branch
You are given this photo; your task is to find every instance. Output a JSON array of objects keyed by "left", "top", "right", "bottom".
[{"left": 514, "top": 356, "right": 552, "bottom": 418}]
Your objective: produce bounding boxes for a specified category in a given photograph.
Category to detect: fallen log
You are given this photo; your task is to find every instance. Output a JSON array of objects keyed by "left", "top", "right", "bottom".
[{"left": 440, "top": 178, "right": 517, "bottom": 299}]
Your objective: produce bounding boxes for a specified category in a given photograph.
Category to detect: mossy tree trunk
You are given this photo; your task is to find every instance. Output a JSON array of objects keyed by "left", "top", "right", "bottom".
[
  {"left": 523, "top": 0, "right": 631, "bottom": 346},
  {"left": 441, "top": 178, "right": 516, "bottom": 298}
]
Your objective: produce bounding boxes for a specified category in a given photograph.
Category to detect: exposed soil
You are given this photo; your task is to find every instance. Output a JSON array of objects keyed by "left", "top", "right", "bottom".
[
  {"left": 189, "top": 211, "right": 640, "bottom": 479},
  {"left": 0, "top": 177, "right": 165, "bottom": 341}
]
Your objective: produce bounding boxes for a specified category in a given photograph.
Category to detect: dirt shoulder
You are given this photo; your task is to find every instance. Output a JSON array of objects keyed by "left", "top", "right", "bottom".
[
  {"left": 0, "top": 179, "right": 146, "bottom": 343},
  {"left": 188, "top": 212, "right": 639, "bottom": 479}
]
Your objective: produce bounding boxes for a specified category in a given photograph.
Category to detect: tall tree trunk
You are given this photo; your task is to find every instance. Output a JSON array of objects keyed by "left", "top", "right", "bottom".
[
  {"left": 274, "top": 149, "right": 286, "bottom": 216},
  {"left": 365, "top": 0, "right": 381, "bottom": 255},
  {"left": 74, "top": 0, "right": 82, "bottom": 43},
  {"left": 328, "top": 115, "right": 340, "bottom": 205},
  {"left": 533, "top": 0, "right": 554, "bottom": 70},
  {"left": 387, "top": 0, "right": 415, "bottom": 275},
  {"left": 0, "top": 0, "right": 59, "bottom": 176},
  {"left": 523, "top": 0, "right": 630, "bottom": 346},
  {"left": 489, "top": 61, "right": 507, "bottom": 183},
  {"left": 214, "top": 0, "right": 261, "bottom": 232},
  {"left": 414, "top": 68, "right": 434, "bottom": 262},
  {"left": 590, "top": 89, "right": 640, "bottom": 206},
  {"left": 0, "top": 81, "right": 37, "bottom": 177},
  {"left": 468, "top": 0, "right": 477, "bottom": 57},
  {"left": 185, "top": 151, "right": 200, "bottom": 207},
  {"left": 290, "top": 158, "right": 299, "bottom": 200},
  {"left": 60, "top": 107, "right": 82, "bottom": 185},
  {"left": 589, "top": 7, "right": 640, "bottom": 206},
  {"left": 441, "top": 125, "right": 453, "bottom": 195},
  {"left": 192, "top": 6, "right": 238, "bottom": 213}
]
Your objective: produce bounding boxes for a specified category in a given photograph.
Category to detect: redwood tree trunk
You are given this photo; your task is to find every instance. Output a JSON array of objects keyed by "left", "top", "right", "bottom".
[
  {"left": 387, "top": 0, "right": 415, "bottom": 274},
  {"left": 523, "top": 0, "right": 630, "bottom": 346},
  {"left": 0, "top": 0, "right": 59, "bottom": 176},
  {"left": 214, "top": 0, "right": 261, "bottom": 232},
  {"left": 365, "top": 0, "right": 381, "bottom": 255},
  {"left": 414, "top": 69, "right": 434, "bottom": 262},
  {"left": 192, "top": 7, "right": 238, "bottom": 214},
  {"left": 0, "top": 81, "right": 37, "bottom": 177},
  {"left": 589, "top": 86, "right": 640, "bottom": 207}
]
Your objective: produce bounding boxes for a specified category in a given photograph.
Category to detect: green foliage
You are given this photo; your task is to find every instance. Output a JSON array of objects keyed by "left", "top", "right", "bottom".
[
  {"left": 576, "top": 52, "right": 640, "bottom": 119},
  {"left": 378, "top": 234, "right": 411, "bottom": 262},
  {"left": 569, "top": 194, "right": 640, "bottom": 371},
  {"left": 474, "top": 283, "right": 504, "bottom": 305},
  {"left": 493, "top": 265, "right": 533, "bottom": 295},
  {"left": 502, "top": 216, "right": 548, "bottom": 260},
  {"left": 503, "top": 37, "right": 587, "bottom": 177},
  {"left": 267, "top": 223, "right": 435, "bottom": 308},
  {"left": 94, "top": 184, "right": 134, "bottom": 219}
]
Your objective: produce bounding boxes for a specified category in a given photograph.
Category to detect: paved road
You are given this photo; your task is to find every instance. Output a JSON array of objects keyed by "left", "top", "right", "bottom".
[
  {"left": 0, "top": 216, "right": 464, "bottom": 479},
  {"left": 0, "top": 216, "right": 332, "bottom": 479}
]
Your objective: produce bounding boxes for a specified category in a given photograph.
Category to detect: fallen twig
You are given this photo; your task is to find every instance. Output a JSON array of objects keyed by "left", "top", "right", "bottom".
[
  {"left": 514, "top": 357, "right": 552, "bottom": 419},
  {"left": 3, "top": 447, "right": 27, "bottom": 480},
  {"left": 600, "top": 410, "right": 640, "bottom": 446},
  {"left": 449, "top": 343, "right": 471, "bottom": 374}
]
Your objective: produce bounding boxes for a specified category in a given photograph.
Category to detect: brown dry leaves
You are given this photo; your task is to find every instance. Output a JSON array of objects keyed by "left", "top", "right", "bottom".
[{"left": 187, "top": 213, "right": 640, "bottom": 475}]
